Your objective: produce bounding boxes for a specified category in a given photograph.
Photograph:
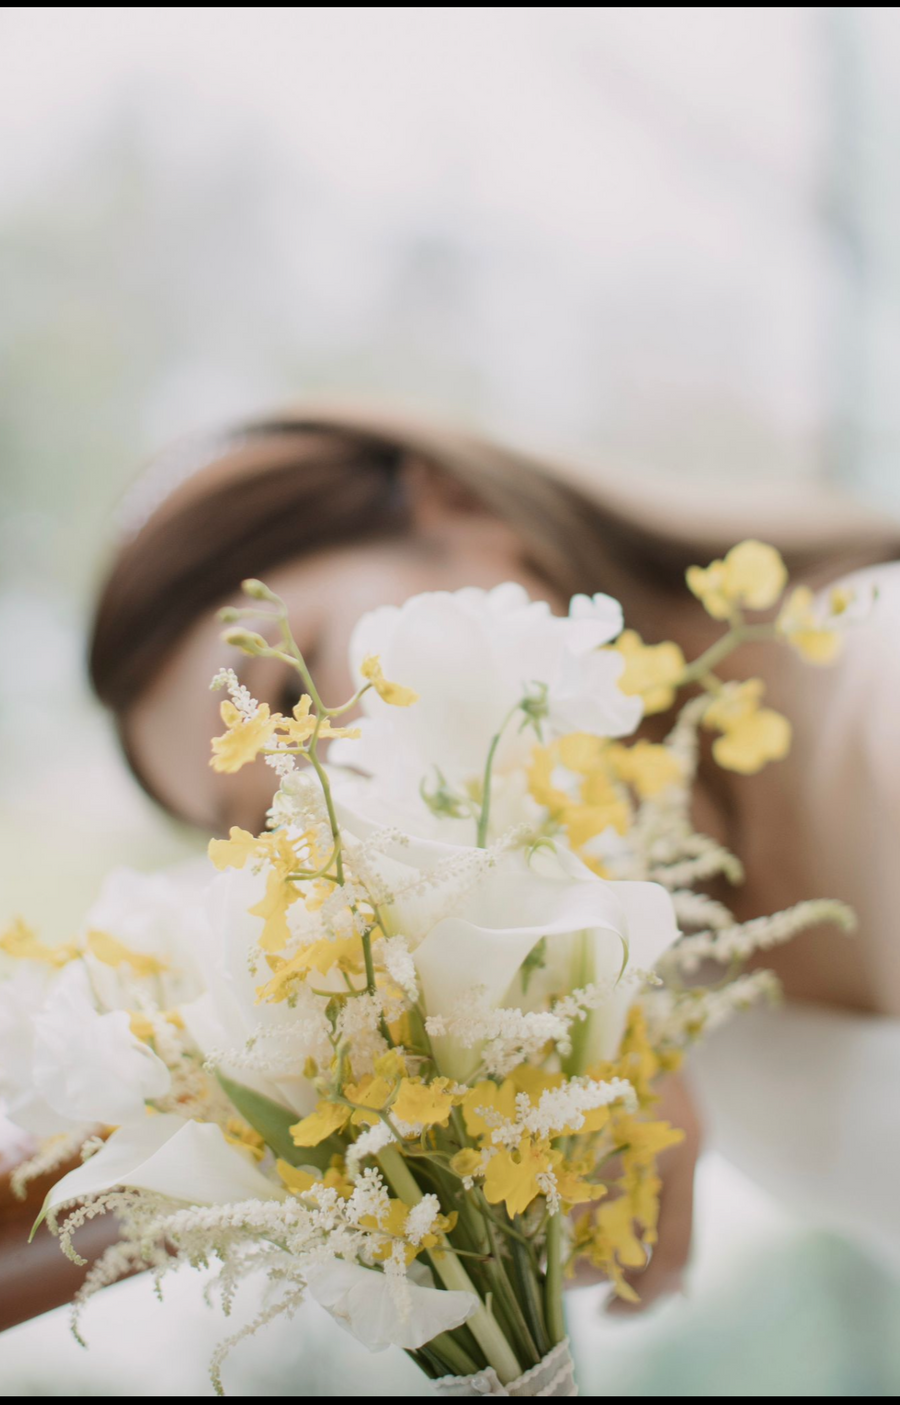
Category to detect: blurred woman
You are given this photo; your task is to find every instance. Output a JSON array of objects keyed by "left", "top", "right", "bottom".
[{"left": 5, "top": 402, "right": 900, "bottom": 1327}]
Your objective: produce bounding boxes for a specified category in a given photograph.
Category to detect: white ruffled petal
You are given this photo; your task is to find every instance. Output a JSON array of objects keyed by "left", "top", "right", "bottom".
[{"left": 304, "top": 1259, "right": 475, "bottom": 1352}]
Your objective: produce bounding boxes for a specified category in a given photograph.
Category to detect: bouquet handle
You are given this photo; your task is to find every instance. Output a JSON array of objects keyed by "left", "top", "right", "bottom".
[{"left": 433, "top": 1339, "right": 578, "bottom": 1397}]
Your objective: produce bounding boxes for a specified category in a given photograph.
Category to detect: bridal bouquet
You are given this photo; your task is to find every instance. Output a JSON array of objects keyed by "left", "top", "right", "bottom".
[{"left": 0, "top": 543, "right": 857, "bottom": 1395}]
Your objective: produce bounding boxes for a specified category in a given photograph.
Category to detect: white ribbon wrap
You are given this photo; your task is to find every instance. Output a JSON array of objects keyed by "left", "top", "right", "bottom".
[{"left": 433, "top": 1339, "right": 578, "bottom": 1397}]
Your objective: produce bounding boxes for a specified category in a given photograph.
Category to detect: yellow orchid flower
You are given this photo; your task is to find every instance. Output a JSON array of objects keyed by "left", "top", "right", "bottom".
[
  {"left": 361, "top": 655, "right": 419, "bottom": 707},
  {"left": 777, "top": 585, "right": 843, "bottom": 665},
  {"left": 363, "top": 1199, "right": 458, "bottom": 1265},
  {"left": 703, "top": 679, "right": 791, "bottom": 774},
  {"left": 248, "top": 867, "right": 302, "bottom": 954},
  {"left": 280, "top": 696, "right": 361, "bottom": 746},
  {"left": 87, "top": 930, "right": 168, "bottom": 977},
  {"left": 0, "top": 917, "right": 79, "bottom": 967},
  {"left": 551, "top": 1153, "right": 606, "bottom": 1208},
  {"left": 609, "top": 741, "right": 683, "bottom": 799},
  {"left": 528, "top": 738, "right": 631, "bottom": 848},
  {"left": 461, "top": 1079, "right": 517, "bottom": 1140},
  {"left": 582, "top": 1193, "right": 648, "bottom": 1302},
  {"left": 344, "top": 1071, "right": 397, "bottom": 1125},
  {"left": 208, "top": 826, "right": 263, "bottom": 871},
  {"left": 392, "top": 1077, "right": 460, "bottom": 1128},
  {"left": 482, "top": 1136, "right": 554, "bottom": 1218},
  {"left": 711, "top": 709, "right": 791, "bottom": 774},
  {"left": 687, "top": 539, "right": 787, "bottom": 620},
  {"left": 277, "top": 1161, "right": 319, "bottom": 1195},
  {"left": 224, "top": 1118, "right": 267, "bottom": 1161},
  {"left": 210, "top": 700, "right": 280, "bottom": 773},
  {"left": 613, "top": 630, "right": 686, "bottom": 714},
  {"left": 255, "top": 934, "right": 363, "bottom": 1003},
  {"left": 290, "top": 1100, "right": 350, "bottom": 1147},
  {"left": 128, "top": 1008, "right": 184, "bottom": 1042}
]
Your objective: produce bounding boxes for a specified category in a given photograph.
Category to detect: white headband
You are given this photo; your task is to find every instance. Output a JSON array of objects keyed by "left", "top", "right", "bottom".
[{"left": 116, "top": 429, "right": 255, "bottom": 539}]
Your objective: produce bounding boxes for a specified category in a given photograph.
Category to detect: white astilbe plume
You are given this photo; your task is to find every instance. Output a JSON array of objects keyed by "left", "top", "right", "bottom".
[
  {"left": 671, "top": 889, "right": 735, "bottom": 931},
  {"left": 668, "top": 899, "right": 857, "bottom": 975},
  {"left": 426, "top": 993, "right": 571, "bottom": 1077},
  {"left": 265, "top": 750, "right": 297, "bottom": 779},
  {"left": 374, "top": 934, "right": 418, "bottom": 1001},
  {"left": 383, "top": 825, "right": 532, "bottom": 929},
  {"left": 205, "top": 991, "right": 333, "bottom": 1084},
  {"left": 317, "top": 881, "right": 374, "bottom": 943},
  {"left": 648, "top": 834, "right": 744, "bottom": 891},
  {"left": 519, "top": 1077, "right": 636, "bottom": 1138},
  {"left": 345, "top": 1166, "right": 392, "bottom": 1229},
  {"left": 54, "top": 1189, "right": 145, "bottom": 1267},
  {"left": 268, "top": 771, "right": 332, "bottom": 836},
  {"left": 601, "top": 697, "right": 744, "bottom": 890},
  {"left": 426, "top": 980, "right": 647, "bottom": 1078},
  {"left": 208, "top": 1283, "right": 307, "bottom": 1396},
  {"left": 479, "top": 1075, "right": 635, "bottom": 1151},
  {"left": 342, "top": 828, "right": 410, "bottom": 906},
  {"left": 335, "top": 992, "right": 390, "bottom": 1076},
  {"left": 404, "top": 1194, "right": 442, "bottom": 1246},
  {"left": 642, "top": 969, "right": 782, "bottom": 1047},
  {"left": 345, "top": 1121, "right": 396, "bottom": 1179},
  {"left": 56, "top": 1166, "right": 450, "bottom": 1394},
  {"left": 210, "top": 668, "right": 260, "bottom": 720}
]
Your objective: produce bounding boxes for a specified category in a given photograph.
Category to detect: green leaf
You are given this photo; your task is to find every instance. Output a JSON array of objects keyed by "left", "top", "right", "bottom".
[{"left": 216, "top": 1072, "right": 340, "bottom": 1170}]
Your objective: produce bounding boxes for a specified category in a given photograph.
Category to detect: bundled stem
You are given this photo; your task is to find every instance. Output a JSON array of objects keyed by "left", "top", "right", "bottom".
[{"left": 378, "top": 1146, "right": 522, "bottom": 1385}]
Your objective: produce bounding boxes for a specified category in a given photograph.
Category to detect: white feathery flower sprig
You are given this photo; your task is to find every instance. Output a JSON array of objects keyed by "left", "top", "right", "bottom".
[
  {"left": 374, "top": 934, "right": 418, "bottom": 1002},
  {"left": 668, "top": 899, "right": 856, "bottom": 975},
  {"left": 210, "top": 667, "right": 260, "bottom": 720}
]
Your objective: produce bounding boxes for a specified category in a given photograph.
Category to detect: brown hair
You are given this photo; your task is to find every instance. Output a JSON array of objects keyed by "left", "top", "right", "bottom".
[
  {"left": 89, "top": 403, "right": 894, "bottom": 813},
  {"left": 90, "top": 407, "right": 684, "bottom": 711}
]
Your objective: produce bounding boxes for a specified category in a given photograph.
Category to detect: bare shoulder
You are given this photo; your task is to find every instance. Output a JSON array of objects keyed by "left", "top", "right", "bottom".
[{"left": 764, "top": 559, "right": 900, "bottom": 1012}]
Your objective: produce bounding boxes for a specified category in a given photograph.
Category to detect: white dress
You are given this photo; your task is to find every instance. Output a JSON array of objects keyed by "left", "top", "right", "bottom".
[
  {"left": 691, "top": 1003, "right": 900, "bottom": 1269},
  {"left": 691, "top": 561, "right": 900, "bottom": 1269}
]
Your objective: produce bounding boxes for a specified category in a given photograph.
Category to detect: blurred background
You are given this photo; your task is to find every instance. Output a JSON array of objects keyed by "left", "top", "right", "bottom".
[{"left": 1, "top": 7, "right": 899, "bottom": 1396}]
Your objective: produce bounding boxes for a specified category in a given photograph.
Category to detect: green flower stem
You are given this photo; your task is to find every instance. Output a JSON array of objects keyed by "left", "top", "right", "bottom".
[
  {"left": 560, "top": 932, "right": 595, "bottom": 1079},
  {"left": 677, "top": 621, "right": 775, "bottom": 687},
  {"left": 476, "top": 702, "right": 522, "bottom": 848},
  {"left": 425, "top": 1333, "right": 481, "bottom": 1377},
  {"left": 510, "top": 1224, "right": 551, "bottom": 1359},
  {"left": 482, "top": 1219, "right": 541, "bottom": 1367},
  {"left": 378, "top": 1145, "right": 522, "bottom": 1385},
  {"left": 326, "top": 681, "right": 373, "bottom": 717},
  {"left": 306, "top": 714, "right": 345, "bottom": 885},
  {"left": 544, "top": 1213, "right": 567, "bottom": 1346},
  {"left": 276, "top": 613, "right": 326, "bottom": 715}
]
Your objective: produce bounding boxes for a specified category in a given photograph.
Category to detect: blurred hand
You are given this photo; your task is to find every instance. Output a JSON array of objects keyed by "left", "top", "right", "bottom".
[
  {"left": 0, "top": 1151, "right": 120, "bottom": 1332},
  {"left": 569, "top": 1070, "right": 702, "bottom": 1314}
]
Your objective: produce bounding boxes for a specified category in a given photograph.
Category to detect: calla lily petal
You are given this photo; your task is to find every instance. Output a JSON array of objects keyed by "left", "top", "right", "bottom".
[
  {"left": 304, "top": 1259, "right": 475, "bottom": 1352},
  {"left": 39, "top": 1114, "right": 284, "bottom": 1228}
]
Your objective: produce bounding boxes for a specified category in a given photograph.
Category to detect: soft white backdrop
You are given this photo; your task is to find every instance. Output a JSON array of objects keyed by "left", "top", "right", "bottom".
[{"left": 1, "top": 8, "right": 899, "bottom": 1396}]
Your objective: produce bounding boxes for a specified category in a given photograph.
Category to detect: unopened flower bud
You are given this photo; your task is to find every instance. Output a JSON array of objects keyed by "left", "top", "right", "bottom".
[
  {"left": 242, "top": 578, "right": 279, "bottom": 603},
  {"left": 222, "top": 628, "right": 269, "bottom": 655}
]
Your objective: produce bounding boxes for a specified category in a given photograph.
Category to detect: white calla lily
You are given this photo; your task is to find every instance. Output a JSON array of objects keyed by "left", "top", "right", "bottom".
[
  {"left": 336, "top": 793, "right": 678, "bottom": 1079},
  {"left": 304, "top": 1258, "right": 475, "bottom": 1352},
  {"left": 507, "top": 864, "right": 682, "bottom": 1066},
  {"left": 41, "top": 1114, "right": 284, "bottom": 1224}
]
